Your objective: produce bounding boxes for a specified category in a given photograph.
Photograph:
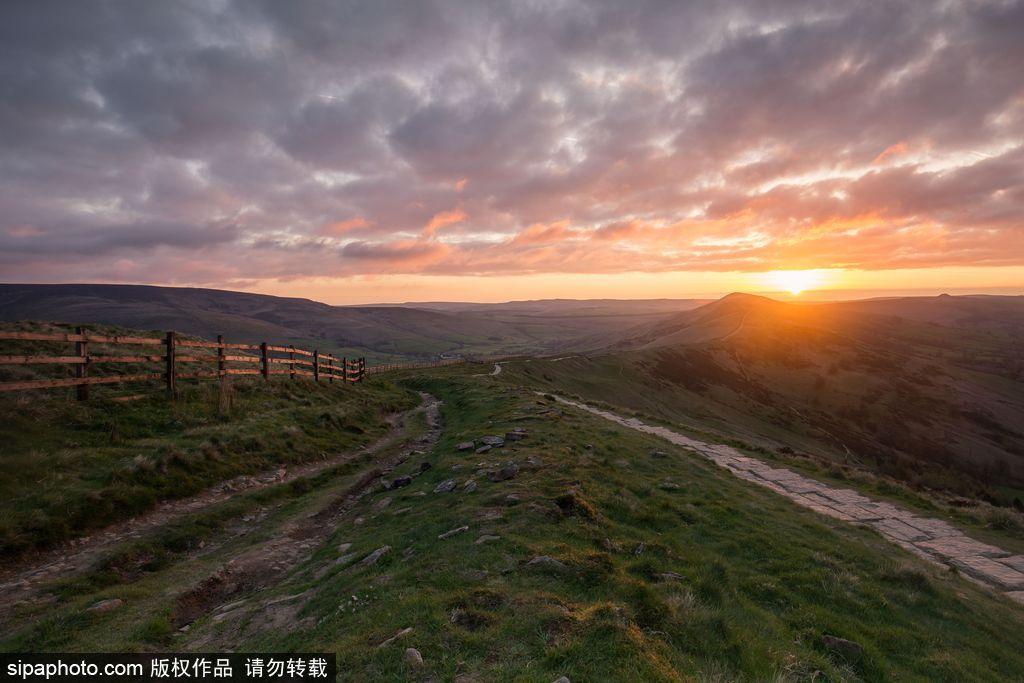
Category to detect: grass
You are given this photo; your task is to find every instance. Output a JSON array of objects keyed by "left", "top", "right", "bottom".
[
  {"left": 501, "top": 355, "right": 1024, "bottom": 554},
  {"left": 0, "top": 374, "right": 417, "bottom": 556},
  {"left": 4, "top": 367, "right": 1024, "bottom": 680}
]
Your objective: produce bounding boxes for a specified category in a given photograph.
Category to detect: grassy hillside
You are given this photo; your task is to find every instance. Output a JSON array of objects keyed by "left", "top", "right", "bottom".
[
  {"left": 4, "top": 369, "right": 1024, "bottom": 681},
  {"left": 0, "top": 365, "right": 416, "bottom": 556}
]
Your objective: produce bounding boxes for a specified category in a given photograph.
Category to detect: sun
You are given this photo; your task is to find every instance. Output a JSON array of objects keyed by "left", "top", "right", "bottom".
[{"left": 766, "top": 269, "right": 825, "bottom": 296}]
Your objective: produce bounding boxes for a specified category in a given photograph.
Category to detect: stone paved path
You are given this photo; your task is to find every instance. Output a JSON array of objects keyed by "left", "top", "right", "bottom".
[{"left": 547, "top": 394, "right": 1024, "bottom": 605}]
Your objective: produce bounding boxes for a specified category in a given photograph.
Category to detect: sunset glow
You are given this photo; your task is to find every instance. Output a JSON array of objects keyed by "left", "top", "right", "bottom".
[{"left": 1, "top": 2, "right": 1022, "bottom": 302}]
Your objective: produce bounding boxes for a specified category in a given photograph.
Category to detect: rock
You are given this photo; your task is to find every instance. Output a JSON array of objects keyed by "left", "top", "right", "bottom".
[
  {"left": 376, "top": 626, "right": 413, "bottom": 648},
  {"left": 584, "top": 443, "right": 594, "bottom": 450},
  {"left": 527, "top": 555, "right": 568, "bottom": 571},
  {"left": 821, "top": 634, "right": 863, "bottom": 659},
  {"left": 554, "top": 677, "right": 571, "bottom": 683},
  {"left": 481, "top": 435, "right": 505, "bottom": 447},
  {"left": 86, "top": 598, "right": 124, "bottom": 613},
  {"left": 475, "top": 445, "right": 492, "bottom": 455},
  {"left": 434, "top": 479, "right": 457, "bottom": 493},
  {"left": 404, "top": 648, "right": 424, "bottom": 667},
  {"left": 650, "top": 450, "right": 669, "bottom": 459},
  {"left": 337, "top": 542, "right": 352, "bottom": 553},
  {"left": 475, "top": 534, "right": 500, "bottom": 545},
  {"left": 420, "top": 461, "right": 432, "bottom": 472},
  {"left": 391, "top": 475, "right": 413, "bottom": 488},
  {"left": 655, "top": 572, "right": 684, "bottom": 582},
  {"left": 659, "top": 482, "right": 681, "bottom": 490},
  {"left": 439, "top": 525, "right": 469, "bottom": 540},
  {"left": 488, "top": 462, "right": 519, "bottom": 482},
  {"left": 456, "top": 441, "right": 475, "bottom": 452},
  {"left": 374, "top": 496, "right": 392, "bottom": 510},
  {"left": 360, "top": 546, "right": 391, "bottom": 567},
  {"left": 634, "top": 543, "right": 646, "bottom": 555},
  {"left": 463, "top": 479, "right": 478, "bottom": 493},
  {"left": 505, "top": 431, "right": 526, "bottom": 441}
]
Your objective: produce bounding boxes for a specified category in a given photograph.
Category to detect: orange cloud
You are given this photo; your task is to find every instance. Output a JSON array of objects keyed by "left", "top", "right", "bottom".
[
  {"left": 423, "top": 207, "right": 467, "bottom": 236},
  {"left": 323, "top": 217, "right": 371, "bottom": 235},
  {"left": 872, "top": 142, "right": 908, "bottom": 164}
]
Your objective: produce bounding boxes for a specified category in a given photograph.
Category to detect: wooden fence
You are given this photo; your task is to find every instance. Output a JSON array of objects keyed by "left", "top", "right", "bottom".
[{"left": 0, "top": 327, "right": 369, "bottom": 399}]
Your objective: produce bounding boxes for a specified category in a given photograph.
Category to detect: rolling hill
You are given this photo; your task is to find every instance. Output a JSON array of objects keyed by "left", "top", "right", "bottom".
[
  {"left": 507, "top": 293, "right": 1024, "bottom": 504},
  {"left": 0, "top": 284, "right": 697, "bottom": 361}
]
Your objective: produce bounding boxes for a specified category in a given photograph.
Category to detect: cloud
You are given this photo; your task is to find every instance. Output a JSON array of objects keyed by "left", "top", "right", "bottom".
[{"left": 0, "top": 0, "right": 1021, "bottom": 288}]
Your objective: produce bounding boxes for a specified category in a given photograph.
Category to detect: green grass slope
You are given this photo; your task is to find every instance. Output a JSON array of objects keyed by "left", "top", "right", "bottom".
[{"left": 6, "top": 369, "right": 1024, "bottom": 681}]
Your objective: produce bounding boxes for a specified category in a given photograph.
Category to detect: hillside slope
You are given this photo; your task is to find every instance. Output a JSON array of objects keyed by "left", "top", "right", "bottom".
[
  {"left": 515, "top": 293, "right": 1024, "bottom": 504},
  {"left": 0, "top": 284, "right": 694, "bottom": 361},
  {"left": 3, "top": 369, "right": 1023, "bottom": 680}
]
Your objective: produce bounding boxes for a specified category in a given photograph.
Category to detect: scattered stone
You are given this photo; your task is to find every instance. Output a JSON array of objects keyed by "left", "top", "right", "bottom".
[
  {"left": 504, "top": 494, "right": 520, "bottom": 504},
  {"left": 481, "top": 435, "right": 505, "bottom": 447},
  {"left": 475, "top": 445, "right": 492, "bottom": 455},
  {"left": 337, "top": 542, "right": 352, "bottom": 553},
  {"left": 374, "top": 497, "right": 392, "bottom": 510},
  {"left": 777, "top": 446, "right": 795, "bottom": 455},
  {"left": 475, "top": 534, "right": 500, "bottom": 545},
  {"left": 821, "top": 635, "right": 863, "bottom": 659},
  {"left": 457, "top": 442, "right": 475, "bottom": 452},
  {"left": 488, "top": 462, "right": 519, "bottom": 482},
  {"left": 439, "top": 525, "right": 469, "bottom": 540},
  {"left": 634, "top": 543, "right": 646, "bottom": 555},
  {"left": 420, "top": 462, "right": 432, "bottom": 472},
  {"left": 554, "top": 677, "right": 570, "bottom": 683},
  {"left": 584, "top": 443, "right": 594, "bottom": 450},
  {"left": 377, "top": 626, "right": 413, "bottom": 648},
  {"left": 359, "top": 546, "right": 391, "bottom": 567},
  {"left": 463, "top": 479, "right": 478, "bottom": 493},
  {"left": 404, "top": 648, "right": 424, "bottom": 667},
  {"left": 601, "top": 538, "right": 619, "bottom": 552},
  {"left": 391, "top": 475, "right": 413, "bottom": 488},
  {"left": 655, "top": 572, "right": 684, "bottom": 582},
  {"left": 434, "top": 479, "right": 457, "bottom": 493},
  {"left": 650, "top": 450, "right": 669, "bottom": 459},
  {"left": 505, "top": 431, "right": 527, "bottom": 441},
  {"left": 86, "top": 598, "right": 124, "bottom": 613},
  {"left": 659, "top": 481, "right": 681, "bottom": 490},
  {"left": 527, "top": 555, "right": 568, "bottom": 571}
]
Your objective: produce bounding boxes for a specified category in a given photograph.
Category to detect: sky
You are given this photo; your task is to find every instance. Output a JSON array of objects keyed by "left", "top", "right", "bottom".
[{"left": 1, "top": 1, "right": 1022, "bottom": 304}]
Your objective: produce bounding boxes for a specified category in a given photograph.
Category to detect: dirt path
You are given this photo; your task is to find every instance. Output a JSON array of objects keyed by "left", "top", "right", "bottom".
[
  {"left": 0, "top": 394, "right": 436, "bottom": 611},
  {"left": 183, "top": 392, "right": 443, "bottom": 645},
  {"left": 546, "top": 393, "right": 1024, "bottom": 604}
]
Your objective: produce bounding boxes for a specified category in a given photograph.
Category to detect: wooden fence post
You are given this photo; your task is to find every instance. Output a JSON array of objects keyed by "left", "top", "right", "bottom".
[
  {"left": 313, "top": 349, "right": 320, "bottom": 383},
  {"left": 289, "top": 344, "right": 295, "bottom": 380},
  {"left": 260, "top": 342, "right": 269, "bottom": 381},
  {"left": 359, "top": 357, "right": 365, "bottom": 382},
  {"left": 342, "top": 356, "right": 347, "bottom": 383},
  {"left": 217, "top": 334, "right": 225, "bottom": 381},
  {"left": 165, "top": 330, "right": 177, "bottom": 399},
  {"left": 327, "top": 355, "right": 333, "bottom": 384},
  {"left": 75, "top": 326, "right": 89, "bottom": 401}
]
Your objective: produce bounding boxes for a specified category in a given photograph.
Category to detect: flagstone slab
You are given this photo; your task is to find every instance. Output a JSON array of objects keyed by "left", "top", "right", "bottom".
[
  {"left": 997, "top": 555, "right": 1024, "bottom": 573},
  {"left": 949, "top": 556, "right": 1024, "bottom": 590}
]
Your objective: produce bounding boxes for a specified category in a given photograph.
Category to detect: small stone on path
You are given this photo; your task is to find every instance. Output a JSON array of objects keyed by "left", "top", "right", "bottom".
[{"left": 87, "top": 598, "right": 124, "bottom": 613}]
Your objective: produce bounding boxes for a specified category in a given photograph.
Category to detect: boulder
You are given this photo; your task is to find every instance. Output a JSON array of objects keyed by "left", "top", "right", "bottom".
[
  {"left": 360, "top": 546, "right": 391, "bottom": 567},
  {"left": 439, "top": 525, "right": 469, "bottom": 540},
  {"left": 433, "top": 479, "right": 457, "bottom": 493},
  {"left": 821, "top": 635, "right": 864, "bottom": 659},
  {"left": 488, "top": 462, "right": 519, "bottom": 482},
  {"left": 456, "top": 441, "right": 475, "bottom": 452}
]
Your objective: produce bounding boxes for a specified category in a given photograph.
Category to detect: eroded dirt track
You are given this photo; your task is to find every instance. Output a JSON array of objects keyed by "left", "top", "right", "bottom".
[{"left": 0, "top": 393, "right": 441, "bottom": 621}]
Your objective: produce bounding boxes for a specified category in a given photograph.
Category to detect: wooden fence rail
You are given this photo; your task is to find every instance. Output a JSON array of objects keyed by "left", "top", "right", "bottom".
[
  {"left": 0, "top": 326, "right": 469, "bottom": 399},
  {"left": 0, "top": 328, "right": 365, "bottom": 399}
]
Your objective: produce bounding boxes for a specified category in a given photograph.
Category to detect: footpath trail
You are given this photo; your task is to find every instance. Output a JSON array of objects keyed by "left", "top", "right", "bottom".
[
  {"left": 0, "top": 394, "right": 437, "bottom": 615},
  {"left": 547, "top": 393, "right": 1024, "bottom": 604}
]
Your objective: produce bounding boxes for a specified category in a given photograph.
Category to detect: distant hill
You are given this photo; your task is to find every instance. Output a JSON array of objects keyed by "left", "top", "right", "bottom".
[
  {"left": 512, "top": 292, "right": 1024, "bottom": 496},
  {"left": 0, "top": 284, "right": 695, "bottom": 361}
]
